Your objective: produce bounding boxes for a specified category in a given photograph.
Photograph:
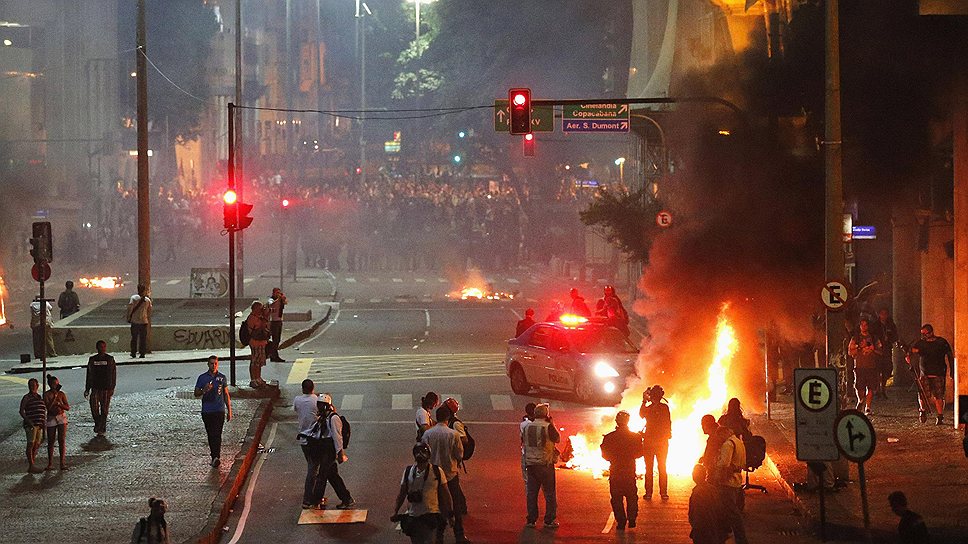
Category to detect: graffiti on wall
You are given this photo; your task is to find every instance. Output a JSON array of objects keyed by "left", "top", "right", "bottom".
[{"left": 173, "top": 327, "right": 231, "bottom": 349}]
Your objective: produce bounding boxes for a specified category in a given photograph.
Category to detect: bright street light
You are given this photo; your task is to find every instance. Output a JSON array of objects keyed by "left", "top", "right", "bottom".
[
  {"left": 614, "top": 157, "right": 626, "bottom": 166},
  {"left": 407, "top": 0, "right": 437, "bottom": 42}
]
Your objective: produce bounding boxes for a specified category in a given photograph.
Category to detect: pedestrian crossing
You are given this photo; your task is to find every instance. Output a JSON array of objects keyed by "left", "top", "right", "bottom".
[
  {"left": 286, "top": 353, "right": 506, "bottom": 386},
  {"left": 0, "top": 374, "right": 30, "bottom": 399},
  {"left": 309, "top": 390, "right": 519, "bottom": 412}
]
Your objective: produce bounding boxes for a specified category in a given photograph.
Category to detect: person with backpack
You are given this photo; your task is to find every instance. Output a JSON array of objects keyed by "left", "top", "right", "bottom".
[
  {"left": 416, "top": 392, "right": 439, "bottom": 441},
  {"left": 600, "top": 410, "right": 644, "bottom": 530},
  {"left": 392, "top": 443, "right": 453, "bottom": 544},
  {"left": 443, "top": 398, "right": 474, "bottom": 515},
  {"left": 715, "top": 422, "right": 748, "bottom": 544},
  {"left": 421, "top": 405, "right": 470, "bottom": 543},
  {"left": 317, "top": 393, "right": 355, "bottom": 509},
  {"left": 245, "top": 301, "right": 271, "bottom": 388},
  {"left": 130, "top": 497, "right": 170, "bottom": 544}
]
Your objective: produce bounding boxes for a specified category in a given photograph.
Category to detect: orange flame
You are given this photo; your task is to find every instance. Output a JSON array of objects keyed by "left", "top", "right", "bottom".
[
  {"left": 460, "top": 287, "right": 485, "bottom": 300},
  {"left": 566, "top": 303, "right": 738, "bottom": 478},
  {"left": 79, "top": 276, "right": 123, "bottom": 289},
  {"left": 0, "top": 276, "right": 7, "bottom": 327}
]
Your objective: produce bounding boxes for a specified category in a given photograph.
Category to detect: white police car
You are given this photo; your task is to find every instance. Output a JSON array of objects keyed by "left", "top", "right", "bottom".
[{"left": 504, "top": 315, "right": 639, "bottom": 403}]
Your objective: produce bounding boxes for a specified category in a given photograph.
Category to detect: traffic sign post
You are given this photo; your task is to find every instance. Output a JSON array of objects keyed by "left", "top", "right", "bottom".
[
  {"left": 821, "top": 280, "right": 849, "bottom": 311},
  {"left": 834, "top": 410, "right": 876, "bottom": 534},
  {"left": 562, "top": 103, "right": 630, "bottom": 133},
  {"left": 794, "top": 368, "right": 839, "bottom": 542},
  {"left": 656, "top": 211, "right": 673, "bottom": 228},
  {"left": 493, "top": 99, "right": 554, "bottom": 133}
]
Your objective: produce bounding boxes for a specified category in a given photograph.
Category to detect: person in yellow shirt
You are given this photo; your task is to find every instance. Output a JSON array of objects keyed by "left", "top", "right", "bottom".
[{"left": 715, "top": 426, "right": 747, "bottom": 544}]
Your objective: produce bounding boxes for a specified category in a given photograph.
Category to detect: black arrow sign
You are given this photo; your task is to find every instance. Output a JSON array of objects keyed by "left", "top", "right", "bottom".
[{"left": 847, "top": 420, "right": 866, "bottom": 452}]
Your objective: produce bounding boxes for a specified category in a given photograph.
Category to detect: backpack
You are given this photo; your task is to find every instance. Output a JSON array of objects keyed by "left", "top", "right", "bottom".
[
  {"left": 744, "top": 435, "right": 767, "bottom": 470},
  {"left": 325, "top": 412, "right": 351, "bottom": 449},
  {"left": 449, "top": 417, "right": 476, "bottom": 460},
  {"left": 238, "top": 320, "right": 250, "bottom": 347}
]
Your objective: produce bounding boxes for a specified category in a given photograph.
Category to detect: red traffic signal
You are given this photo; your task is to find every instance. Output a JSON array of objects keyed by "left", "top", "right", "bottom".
[
  {"left": 222, "top": 190, "right": 253, "bottom": 231},
  {"left": 509, "top": 87, "right": 531, "bottom": 135},
  {"left": 281, "top": 199, "right": 290, "bottom": 209},
  {"left": 523, "top": 133, "right": 535, "bottom": 158},
  {"left": 237, "top": 201, "right": 254, "bottom": 230},
  {"left": 223, "top": 189, "right": 237, "bottom": 205}
]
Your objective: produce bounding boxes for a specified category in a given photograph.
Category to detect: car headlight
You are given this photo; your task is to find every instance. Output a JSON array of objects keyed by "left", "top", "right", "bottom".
[{"left": 593, "top": 361, "right": 620, "bottom": 378}]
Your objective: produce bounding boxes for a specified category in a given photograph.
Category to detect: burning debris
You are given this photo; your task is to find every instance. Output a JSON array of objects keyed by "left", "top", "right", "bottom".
[
  {"left": 78, "top": 276, "right": 123, "bottom": 289},
  {"left": 455, "top": 285, "right": 516, "bottom": 301},
  {"left": 0, "top": 276, "right": 8, "bottom": 327},
  {"left": 565, "top": 304, "right": 739, "bottom": 478}
]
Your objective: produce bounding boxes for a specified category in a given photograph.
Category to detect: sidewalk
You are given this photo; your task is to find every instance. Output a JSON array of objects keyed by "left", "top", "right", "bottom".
[
  {"left": 758, "top": 389, "right": 968, "bottom": 543},
  {"left": 5, "top": 300, "right": 333, "bottom": 374},
  {"left": 0, "top": 386, "right": 275, "bottom": 544}
]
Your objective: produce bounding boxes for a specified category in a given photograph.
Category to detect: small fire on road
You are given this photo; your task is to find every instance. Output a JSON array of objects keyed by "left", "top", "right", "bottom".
[
  {"left": 0, "top": 276, "right": 8, "bottom": 327},
  {"left": 565, "top": 304, "right": 739, "bottom": 478},
  {"left": 79, "top": 276, "right": 123, "bottom": 289}
]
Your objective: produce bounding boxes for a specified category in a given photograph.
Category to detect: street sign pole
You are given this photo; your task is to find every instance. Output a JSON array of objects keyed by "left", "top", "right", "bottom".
[
  {"left": 834, "top": 409, "right": 876, "bottom": 538},
  {"left": 39, "top": 276, "right": 46, "bottom": 396},
  {"left": 858, "top": 461, "right": 870, "bottom": 533}
]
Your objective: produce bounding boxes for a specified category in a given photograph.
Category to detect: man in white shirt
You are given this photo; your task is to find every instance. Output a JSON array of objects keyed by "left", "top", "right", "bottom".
[
  {"left": 126, "top": 283, "right": 152, "bottom": 358},
  {"left": 30, "top": 298, "right": 57, "bottom": 358},
  {"left": 293, "top": 379, "right": 323, "bottom": 509},
  {"left": 422, "top": 406, "right": 470, "bottom": 543},
  {"left": 318, "top": 393, "right": 355, "bottom": 509}
]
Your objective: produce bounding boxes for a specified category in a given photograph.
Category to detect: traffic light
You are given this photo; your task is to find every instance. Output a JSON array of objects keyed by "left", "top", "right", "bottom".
[
  {"left": 523, "top": 133, "right": 535, "bottom": 158},
  {"left": 223, "top": 190, "right": 238, "bottom": 230},
  {"left": 509, "top": 88, "right": 531, "bottom": 135},
  {"left": 237, "top": 201, "right": 254, "bottom": 230},
  {"left": 281, "top": 199, "right": 290, "bottom": 209},
  {"left": 30, "top": 221, "right": 52, "bottom": 263}
]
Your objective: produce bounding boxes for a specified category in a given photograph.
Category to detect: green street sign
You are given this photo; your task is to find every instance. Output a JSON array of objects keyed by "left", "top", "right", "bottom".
[
  {"left": 562, "top": 103, "right": 630, "bottom": 120},
  {"left": 493, "top": 99, "right": 554, "bottom": 132}
]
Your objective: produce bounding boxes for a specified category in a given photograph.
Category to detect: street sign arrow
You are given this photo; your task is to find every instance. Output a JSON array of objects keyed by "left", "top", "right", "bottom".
[
  {"left": 834, "top": 410, "right": 876, "bottom": 463},
  {"left": 496, "top": 110, "right": 507, "bottom": 123},
  {"left": 618, "top": 104, "right": 628, "bottom": 114}
]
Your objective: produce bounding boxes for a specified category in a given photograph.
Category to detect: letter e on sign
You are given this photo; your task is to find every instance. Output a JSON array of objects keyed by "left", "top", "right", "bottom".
[{"left": 656, "top": 211, "right": 673, "bottom": 228}]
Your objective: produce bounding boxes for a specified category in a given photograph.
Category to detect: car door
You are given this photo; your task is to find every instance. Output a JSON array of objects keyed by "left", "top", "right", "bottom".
[{"left": 521, "top": 325, "right": 555, "bottom": 388}]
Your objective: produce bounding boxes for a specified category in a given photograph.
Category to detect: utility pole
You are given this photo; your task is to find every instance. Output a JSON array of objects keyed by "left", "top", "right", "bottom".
[
  {"left": 954, "top": 75, "right": 968, "bottom": 427},
  {"left": 228, "top": 103, "right": 237, "bottom": 387},
  {"left": 359, "top": 4, "right": 367, "bottom": 184},
  {"left": 136, "top": 0, "right": 151, "bottom": 291},
  {"left": 824, "top": 0, "right": 845, "bottom": 369},
  {"left": 235, "top": 0, "right": 245, "bottom": 298}
]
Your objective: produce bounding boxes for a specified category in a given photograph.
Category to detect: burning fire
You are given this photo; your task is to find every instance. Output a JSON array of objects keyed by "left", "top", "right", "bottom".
[
  {"left": 566, "top": 304, "right": 739, "bottom": 478},
  {"left": 0, "top": 276, "right": 7, "bottom": 327},
  {"left": 79, "top": 276, "right": 123, "bottom": 289},
  {"left": 460, "top": 287, "right": 485, "bottom": 300}
]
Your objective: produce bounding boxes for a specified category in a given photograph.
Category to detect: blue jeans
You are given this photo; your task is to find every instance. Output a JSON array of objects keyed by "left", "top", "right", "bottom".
[
  {"left": 301, "top": 440, "right": 325, "bottom": 505},
  {"left": 526, "top": 464, "right": 557, "bottom": 524}
]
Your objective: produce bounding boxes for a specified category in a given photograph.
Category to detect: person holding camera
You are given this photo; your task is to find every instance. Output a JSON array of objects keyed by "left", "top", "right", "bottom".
[
  {"left": 392, "top": 443, "right": 453, "bottom": 544},
  {"left": 317, "top": 393, "right": 355, "bottom": 509},
  {"left": 421, "top": 405, "right": 470, "bottom": 543},
  {"left": 640, "top": 384, "right": 672, "bottom": 500},
  {"left": 522, "top": 403, "right": 560, "bottom": 529},
  {"left": 43, "top": 375, "right": 70, "bottom": 470}
]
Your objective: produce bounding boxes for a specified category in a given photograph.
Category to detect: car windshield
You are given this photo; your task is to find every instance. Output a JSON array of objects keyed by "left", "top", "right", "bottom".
[{"left": 567, "top": 328, "right": 637, "bottom": 354}]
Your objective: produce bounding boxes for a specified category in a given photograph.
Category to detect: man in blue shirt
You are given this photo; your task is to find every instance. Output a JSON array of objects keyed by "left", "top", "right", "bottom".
[{"left": 194, "top": 355, "right": 232, "bottom": 467}]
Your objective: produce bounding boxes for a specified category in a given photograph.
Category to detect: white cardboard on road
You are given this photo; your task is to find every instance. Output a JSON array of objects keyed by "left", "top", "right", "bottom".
[{"left": 793, "top": 368, "right": 840, "bottom": 462}]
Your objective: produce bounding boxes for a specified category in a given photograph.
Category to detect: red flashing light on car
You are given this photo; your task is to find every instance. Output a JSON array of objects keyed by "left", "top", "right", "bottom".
[{"left": 559, "top": 314, "right": 588, "bottom": 326}]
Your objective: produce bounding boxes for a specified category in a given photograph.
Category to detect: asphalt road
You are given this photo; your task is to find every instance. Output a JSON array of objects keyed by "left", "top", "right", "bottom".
[{"left": 219, "top": 291, "right": 815, "bottom": 544}]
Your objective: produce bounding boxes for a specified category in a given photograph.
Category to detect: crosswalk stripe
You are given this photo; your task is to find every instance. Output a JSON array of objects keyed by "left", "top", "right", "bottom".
[
  {"left": 490, "top": 394, "right": 513, "bottom": 411},
  {"left": 507, "top": 278, "right": 520, "bottom": 284},
  {"left": 286, "top": 358, "right": 313, "bottom": 384},
  {"left": 392, "top": 278, "right": 403, "bottom": 283},
  {"left": 165, "top": 279, "right": 182, "bottom": 285},
  {"left": 369, "top": 298, "right": 382, "bottom": 303},
  {"left": 341, "top": 394, "right": 364, "bottom": 411},
  {"left": 244, "top": 277, "right": 255, "bottom": 284},
  {"left": 0, "top": 375, "right": 30, "bottom": 385},
  {"left": 415, "top": 278, "right": 426, "bottom": 283},
  {"left": 150, "top": 279, "right": 158, "bottom": 284},
  {"left": 343, "top": 298, "right": 356, "bottom": 304},
  {"left": 368, "top": 278, "right": 379, "bottom": 283},
  {"left": 345, "top": 278, "right": 357, "bottom": 283},
  {"left": 437, "top": 278, "right": 447, "bottom": 283},
  {"left": 392, "top": 394, "right": 412, "bottom": 410}
]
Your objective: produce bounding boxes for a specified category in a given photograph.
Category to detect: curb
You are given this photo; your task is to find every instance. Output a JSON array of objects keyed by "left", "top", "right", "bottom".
[
  {"left": 6, "top": 307, "right": 333, "bottom": 374},
  {"left": 193, "top": 389, "right": 279, "bottom": 544}
]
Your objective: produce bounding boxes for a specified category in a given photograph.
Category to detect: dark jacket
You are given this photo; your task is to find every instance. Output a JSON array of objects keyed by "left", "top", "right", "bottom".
[
  {"left": 515, "top": 317, "right": 535, "bottom": 337},
  {"left": 86, "top": 352, "right": 117, "bottom": 391},
  {"left": 640, "top": 400, "right": 672, "bottom": 442},
  {"left": 600, "top": 426, "right": 644, "bottom": 479}
]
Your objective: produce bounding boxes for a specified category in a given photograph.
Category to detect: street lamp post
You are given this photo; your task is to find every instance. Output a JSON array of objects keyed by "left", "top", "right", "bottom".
[{"left": 410, "top": 0, "right": 436, "bottom": 42}]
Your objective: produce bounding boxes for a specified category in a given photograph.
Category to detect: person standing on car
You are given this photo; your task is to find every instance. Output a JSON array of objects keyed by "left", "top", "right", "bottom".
[
  {"left": 601, "top": 410, "right": 644, "bottom": 530},
  {"left": 84, "top": 340, "right": 117, "bottom": 436},
  {"left": 568, "top": 288, "right": 591, "bottom": 317},
  {"left": 640, "top": 384, "right": 672, "bottom": 500},
  {"left": 516, "top": 308, "right": 536, "bottom": 337},
  {"left": 294, "top": 379, "right": 324, "bottom": 509},
  {"left": 57, "top": 281, "right": 80, "bottom": 319},
  {"left": 266, "top": 287, "right": 287, "bottom": 362},
  {"left": 421, "top": 405, "right": 470, "bottom": 543},
  {"left": 126, "top": 284, "right": 152, "bottom": 359},
  {"left": 392, "top": 442, "right": 453, "bottom": 544},
  {"left": 522, "top": 403, "right": 560, "bottom": 529}
]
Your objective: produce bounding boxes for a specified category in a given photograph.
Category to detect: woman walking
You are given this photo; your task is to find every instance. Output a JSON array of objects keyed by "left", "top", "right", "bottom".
[{"left": 44, "top": 375, "right": 70, "bottom": 470}]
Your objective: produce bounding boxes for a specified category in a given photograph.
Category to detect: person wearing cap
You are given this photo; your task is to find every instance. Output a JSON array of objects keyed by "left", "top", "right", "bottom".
[
  {"left": 194, "top": 356, "right": 232, "bottom": 468},
  {"left": 600, "top": 410, "right": 644, "bottom": 530},
  {"left": 516, "top": 308, "right": 536, "bottom": 337},
  {"left": 522, "top": 403, "right": 560, "bottom": 529},
  {"left": 294, "top": 379, "right": 325, "bottom": 509},
  {"left": 422, "top": 405, "right": 469, "bottom": 543},
  {"left": 392, "top": 442, "right": 453, "bottom": 544},
  {"left": 640, "top": 384, "right": 672, "bottom": 500},
  {"left": 317, "top": 393, "right": 355, "bottom": 509}
]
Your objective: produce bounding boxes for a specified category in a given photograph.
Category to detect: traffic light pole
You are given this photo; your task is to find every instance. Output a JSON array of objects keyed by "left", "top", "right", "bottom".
[
  {"left": 228, "top": 102, "right": 237, "bottom": 387},
  {"left": 39, "top": 277, "right": 46, "bottom": 396}
]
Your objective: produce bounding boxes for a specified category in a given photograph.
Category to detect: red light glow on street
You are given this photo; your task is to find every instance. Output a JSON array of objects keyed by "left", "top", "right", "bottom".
[{"left": 223, "top": 190, "right": 238, "bottom": 205}]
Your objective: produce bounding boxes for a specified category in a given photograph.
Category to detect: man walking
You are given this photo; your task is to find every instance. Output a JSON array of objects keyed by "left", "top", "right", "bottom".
[
  {"left": 194, "top": 356, "right": 231, "bottom": 467},
  {"left": 715, "top": 423, "right": 748, "bottom": 544},
  {"left": 317, "top": 393, "right": 355, "bottom": 509},
  {"left": 267, "top": 287, "right": 287, "bottom": 362},
  {"left": 848, "top": 318, "right": 882, "bottom": 415},
  {"left": 84, "top": 340, "right": 117, "bottom": 436},
  {"left": 30, "top": 297, "right": 57, "bottom": 358},
  {"left": 522, "top": 403, "right": 560, "bottom": 529},
  {"left": 57, "top": 281, "right": 80, "bottom": 319},
  {"left": 126, "top": 284, "right": 152, "bottom": 359},
  {"left": 422, "top": 405, "right": 470, "bottom": 543},
  {"left": 600, "top": 410, "right": 644, "bottom": 530},
  {"left": 909, "top": 323, "right": 953, "bottom": 425},
  {"left": 294, "top": 379, "right": 324, "bottom": 509},
  {"left": 19, "top": 378, "right": 46, "bottom": 473},
  {"left": 870, "top": 308, "right": 898, "bottom": 399}
]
